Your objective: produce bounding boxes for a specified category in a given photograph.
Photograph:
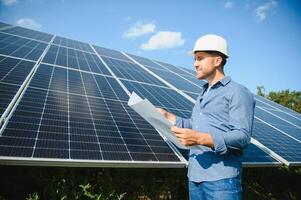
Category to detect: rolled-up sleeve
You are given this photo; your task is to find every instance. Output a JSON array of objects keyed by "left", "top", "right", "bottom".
[
  {"left": 176, "top": 116, "right": 192, "bottom": 129},
  {"left": 211, "top": 88, "right": 255, "bottom": 154}
]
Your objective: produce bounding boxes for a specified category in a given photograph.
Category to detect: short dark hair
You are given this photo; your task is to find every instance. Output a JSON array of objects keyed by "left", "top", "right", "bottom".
[{"left": 206, "top": 51, "right": 227, "bottom": 67}]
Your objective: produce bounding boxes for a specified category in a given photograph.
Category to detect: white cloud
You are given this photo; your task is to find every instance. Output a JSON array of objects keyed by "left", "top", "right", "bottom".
[
  {"left": 123, "top": 21, "right": 156, "bottom": 39},
  {"left": 255, "top": 0, "right": 277, "bottom": 21},
  {"left": 141, "top": 31, "right": 185, "bottom": 51},
  {"left": 1, "top": 0, "right": 17, "bottom": 6},
  {"left": 16, "top": 18, "right": 42, "bottom": 30},
  {"left": 224, "top": 1, "right": 233, "bottom": 8}
]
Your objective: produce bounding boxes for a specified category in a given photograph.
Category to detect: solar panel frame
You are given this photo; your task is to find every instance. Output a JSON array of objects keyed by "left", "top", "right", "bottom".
[{"left": 0, "top": 34, "right": 54, "bottom": 128}]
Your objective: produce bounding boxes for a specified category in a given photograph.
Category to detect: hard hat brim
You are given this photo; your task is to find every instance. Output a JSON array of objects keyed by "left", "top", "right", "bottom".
[{"left": 186, "top": 49, "right": 229, "bottom": 58}]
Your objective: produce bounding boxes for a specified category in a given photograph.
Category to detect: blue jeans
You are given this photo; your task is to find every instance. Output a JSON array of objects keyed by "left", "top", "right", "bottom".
[{"left": 189, "top": 177, "right": 242, "bottom": 200}]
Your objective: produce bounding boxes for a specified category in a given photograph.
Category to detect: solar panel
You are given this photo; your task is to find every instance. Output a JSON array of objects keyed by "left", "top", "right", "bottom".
[
  {"left": 121, "top": 80, "right": 193, "bottom": 117},
  {"left": 0, "top": 21, "right": 300, "bottom": 167},
  {"left": 242, "top": 143, "right": 280, "bottom": 166},
  {"left": 125, "top": 54, "right": 202, "bottom": 98},
  {"left": 0, "top": 32, "right": 47, "bottom": 61},
  {"left": 53, "top": 36, "right": 94, "bottom": 53},
  {"left": 255, "top": 95, "right": 301, "bottom": 119},
  {"left": 2, "top": 26, "right": 53, "bottom": 42},
  {"left": 255, "top": 107, "right": 301, "bottom": 140},
  {"left": 101, "top": 56, "right": 166, "bottom": 86},
  {"left": 0, "top": 83, "right": 19, "bottom": 118},
  {"left": 155, "top": 60, "right": 201, "bottom": 84},
  {"left": 0, "top": 64, "right": 184, "bottom": 165},
  {"left": 0, "top": 56, "right": 36, "bottom": 117},
  {"left": 126, "top": 53, "right": 166, "bottom": 70},
  {"left": 42, "top": 45, "right": 111, "bottom": 75},
  {"left": 252, "top": 119, "right": 301, "bottom": 164},
  {"left": 93, "top": 45, "right": 131, "bottom": 62}
]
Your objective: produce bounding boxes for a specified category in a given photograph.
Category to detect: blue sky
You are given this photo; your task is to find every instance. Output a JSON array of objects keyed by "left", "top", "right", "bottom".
[{"left": 0, "top": 0, "right": 301, "bottom": 93}]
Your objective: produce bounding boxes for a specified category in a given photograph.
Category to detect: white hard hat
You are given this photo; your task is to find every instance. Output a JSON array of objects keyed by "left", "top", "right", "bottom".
[{"left": 193, "top": 34, "right": 229, "bottom": 58}]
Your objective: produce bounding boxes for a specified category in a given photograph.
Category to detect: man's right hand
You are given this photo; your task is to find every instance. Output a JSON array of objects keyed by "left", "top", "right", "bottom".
[{"left": 156, "top": 108, "right": 176, "bottom": 125}]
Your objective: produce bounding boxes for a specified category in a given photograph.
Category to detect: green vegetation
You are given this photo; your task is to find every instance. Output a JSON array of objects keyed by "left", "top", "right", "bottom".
[
  {"left": 0, "top": 165, "right": 300, "bottom": 199},
  {"left": 257, "top": 86, "right": 301, "bottom": 113},
  {"left": 0, "top": 167, "right": 188, "bottom": 200}
]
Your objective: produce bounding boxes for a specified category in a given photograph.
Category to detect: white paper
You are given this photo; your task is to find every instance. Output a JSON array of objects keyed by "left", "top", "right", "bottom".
[{"left": 128, "top": 92, "right": 195, "bottom": 150}]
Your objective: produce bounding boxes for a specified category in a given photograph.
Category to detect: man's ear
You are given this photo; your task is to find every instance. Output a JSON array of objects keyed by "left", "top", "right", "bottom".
[{"left": 214, "top": 56, "right": 222, "bottom": 67}]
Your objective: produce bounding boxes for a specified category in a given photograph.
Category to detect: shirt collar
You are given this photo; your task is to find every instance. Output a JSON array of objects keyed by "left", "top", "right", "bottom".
[
  {"left": 220, "top": 76, "right": 231, "bottom": 86},
  {"left": 202, "top": 76, "right": 231, "bottom": 89}
]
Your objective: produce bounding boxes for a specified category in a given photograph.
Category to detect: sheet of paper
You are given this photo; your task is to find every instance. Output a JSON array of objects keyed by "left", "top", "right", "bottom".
[{"left": 128, "top": 92, "right": 196, "bottom": 150}]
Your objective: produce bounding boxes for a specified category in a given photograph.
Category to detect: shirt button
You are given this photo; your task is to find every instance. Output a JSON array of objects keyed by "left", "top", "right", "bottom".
[
  {"left": 200, "top": 112, "right": 202, "bottom": 115},
  {"left": 195, "top": 125, "right": 198, "bottom": 129}
]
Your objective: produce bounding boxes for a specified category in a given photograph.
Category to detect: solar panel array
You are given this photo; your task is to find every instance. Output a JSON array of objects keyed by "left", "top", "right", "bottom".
[{"left": 0, "top": 22, "right": 300, "bottom": 167}]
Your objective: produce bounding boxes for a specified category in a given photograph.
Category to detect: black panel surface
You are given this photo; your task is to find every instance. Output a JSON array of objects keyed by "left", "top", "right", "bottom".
[
  {"left": 0, "top": 33, "right": 47, "bottom": 60},
  {"left": 0, "top": 64, "right": 181, "bottom": 163},
  {"left": 1, "top": 26, "right": 53, "bottom": 42},
  {"left": 42, "top": 45, "right": 111, "bottom": 75},
  {"left": 0, "top": 56, "right": 36, "bottom": 117}
]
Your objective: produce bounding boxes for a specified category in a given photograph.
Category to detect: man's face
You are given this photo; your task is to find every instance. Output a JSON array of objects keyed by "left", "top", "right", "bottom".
[{"left": 194, "top": 51, "right": 220, "bottom": 80}]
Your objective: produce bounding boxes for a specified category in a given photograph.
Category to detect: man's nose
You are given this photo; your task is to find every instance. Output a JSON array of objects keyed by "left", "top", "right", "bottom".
[{"left": 194, "top": 60, "right": 199, "bottom": 69}]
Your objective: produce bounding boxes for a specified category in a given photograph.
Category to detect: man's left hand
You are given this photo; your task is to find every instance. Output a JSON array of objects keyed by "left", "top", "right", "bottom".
[{"left": 171, "top": 126, "right": 214, "bottom": 148}]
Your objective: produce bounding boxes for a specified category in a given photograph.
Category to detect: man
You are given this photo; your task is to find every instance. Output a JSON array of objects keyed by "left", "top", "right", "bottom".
[{"left": 157, "top": 34, "right": 255, "bottom": 200}]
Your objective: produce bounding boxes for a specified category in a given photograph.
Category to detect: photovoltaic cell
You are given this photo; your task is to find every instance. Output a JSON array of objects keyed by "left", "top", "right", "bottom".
[
  {"left": 42, "top": 45, "right": 111, "bottom": 75},
  {"left": 101, "top": 56, "right": 166, "bottom": 86},
  {"left": 53, "top": 36, "right": 94, "bottom": 53},
  {"left": 157, "top": 61, "right": 203, "bottom": 86},
  {"left": 126, "top": 53, "right": 166, "bottom": 70},
  {"left": 0, "top": 56, "right": 36, "bottom": 117},
  {"left": 257, "top": 106, "right": 301, "bottom": 128},
  {"left": 252, "top": 118, "right": 301, "bottom": 162},
  {"left": 0, "top": 83, "right": 19, "bottom": 117},
  {"left": 255, "top": 95, "right": 301, "bottom": 120},
  {"left": 184, "top": 92, "right": 199, "bottom": 100},
  {"left": 0, "top": 56, "right": 36, "bottom": 85},
  {"left": 143, "top": 66, "right": 201, "bottom": 94},
  {"left": 121, "top": 79, "right": 193, "bottom": 118},
  {"left": 93, "top": 45, "right": 131, "bottom": 62},
  {"left": 156, "top": 61, "right": 208, "bottom": 93},
  {"left": 243, "top": 143, "right": 279, "bottom": 165},
  {"left": 1, "top": 26, "right": 53, "bottom": 42},
  {"left": 0, "top": 32, "right": 47, "bottom": 61},
  {"left": 255, "top": 107, "right": 301, "bottom": 140}
]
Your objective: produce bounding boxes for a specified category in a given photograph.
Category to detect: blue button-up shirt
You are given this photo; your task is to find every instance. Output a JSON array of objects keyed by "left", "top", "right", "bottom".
[{"left": 176, "top": 76, "right": 255, "bottom": 182}]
